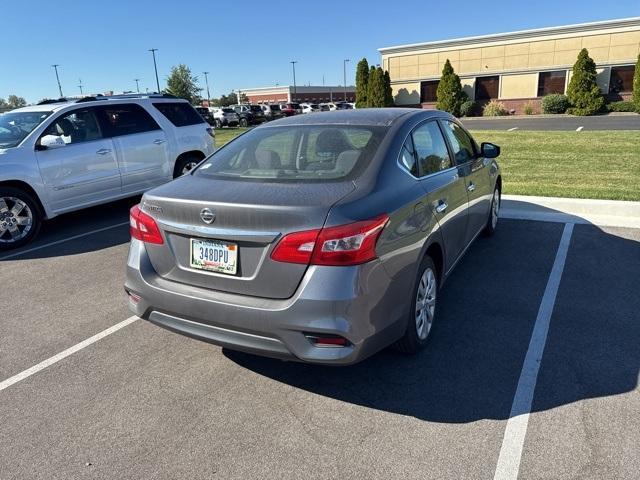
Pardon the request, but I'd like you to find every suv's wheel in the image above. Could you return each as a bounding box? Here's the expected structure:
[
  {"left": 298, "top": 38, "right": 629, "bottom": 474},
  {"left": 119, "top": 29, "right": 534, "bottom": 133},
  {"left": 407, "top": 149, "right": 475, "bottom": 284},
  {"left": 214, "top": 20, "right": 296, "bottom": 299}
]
[
  {"left": 395, "top": 255, "right": 438, "bottom": 354},
  {"left": 483, "top": 186, "right": 501, "bottom": 237},
  {"left": 239, "top": 117, "right": 248, "bottom": 128},
  {"left": 0, "top": 187, "right": 42, "bottom": 251},
  {"left": 214, "top": 119, "right": 223, "bottom": 129},
  {"left": 173, "top": 154, "right": 202, "bottom": 178}
]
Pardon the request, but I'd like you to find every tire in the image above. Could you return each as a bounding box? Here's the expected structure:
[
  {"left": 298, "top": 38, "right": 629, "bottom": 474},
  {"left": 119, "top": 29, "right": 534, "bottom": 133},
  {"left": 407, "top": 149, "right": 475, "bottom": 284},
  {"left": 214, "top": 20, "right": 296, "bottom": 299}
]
[
  {"left": 0, "top": 186, "right": 42, "bottom": 251},
  {"left": 483, "top": 186, "right": 501, "bottom": 237},
  {"left": 173, "top": 154, "right": 202, "bottom": 178},
  {"left": 239, "top": 118, "right": 248, "bottom": 128},
  {"left": 214, "top": 119, "right": 223, "bottom": 129},
  {"left": 395, "top": 255, "right": 438, "bottom": 354}
]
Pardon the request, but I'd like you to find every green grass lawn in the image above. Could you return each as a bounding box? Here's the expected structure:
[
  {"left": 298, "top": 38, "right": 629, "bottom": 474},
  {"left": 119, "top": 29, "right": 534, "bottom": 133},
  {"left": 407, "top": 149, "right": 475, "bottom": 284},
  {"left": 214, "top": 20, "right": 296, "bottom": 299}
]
[
  {"left": 214, "top": 127, "right": 640, "bottom": 201},
  {"left": 470, "top": 130, "right": 640, "bottom": 201}
]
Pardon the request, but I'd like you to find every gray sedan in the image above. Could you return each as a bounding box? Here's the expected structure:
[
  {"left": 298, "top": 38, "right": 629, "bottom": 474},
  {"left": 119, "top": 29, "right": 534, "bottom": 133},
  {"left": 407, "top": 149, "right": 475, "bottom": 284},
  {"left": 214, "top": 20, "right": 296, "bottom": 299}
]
[{"left": 124, "top": 108, "right": 501, "bottom": 365}]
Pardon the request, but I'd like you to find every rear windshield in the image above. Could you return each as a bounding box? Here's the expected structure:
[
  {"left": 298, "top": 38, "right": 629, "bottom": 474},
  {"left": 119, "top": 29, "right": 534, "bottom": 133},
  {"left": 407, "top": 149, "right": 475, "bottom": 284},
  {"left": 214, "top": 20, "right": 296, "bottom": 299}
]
[
  {"left": 195, "top": 125, "right": 387, "bottom": 182},
  {"left": 250, "top": 105, "right": 262, "bottom": 113},
  {"left": 269, "top": 105, "right": 281, "bottom": 111},
  {"left": 221, "top": 108, "right": 235, "bottom": 113},
  {"left": 152, "top": 102, "right": 205, "bottom": 127}
]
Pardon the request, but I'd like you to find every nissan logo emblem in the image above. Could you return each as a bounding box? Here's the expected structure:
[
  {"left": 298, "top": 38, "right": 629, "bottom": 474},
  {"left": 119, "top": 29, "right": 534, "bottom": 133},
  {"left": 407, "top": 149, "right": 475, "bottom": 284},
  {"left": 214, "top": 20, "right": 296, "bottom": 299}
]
[{"left": 200, "top": 208, "right": 216, "bottom": 224}]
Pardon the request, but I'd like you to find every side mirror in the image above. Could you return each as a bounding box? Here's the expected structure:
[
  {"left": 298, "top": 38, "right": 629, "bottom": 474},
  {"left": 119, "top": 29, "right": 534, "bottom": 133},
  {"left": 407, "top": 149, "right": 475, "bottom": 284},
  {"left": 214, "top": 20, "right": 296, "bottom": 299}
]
[
  {"left": 481, "top": 142, "right": 500, "bottom": 158},
  {"left": 37, "top": 135, "right": 66, "bottom": 150}
]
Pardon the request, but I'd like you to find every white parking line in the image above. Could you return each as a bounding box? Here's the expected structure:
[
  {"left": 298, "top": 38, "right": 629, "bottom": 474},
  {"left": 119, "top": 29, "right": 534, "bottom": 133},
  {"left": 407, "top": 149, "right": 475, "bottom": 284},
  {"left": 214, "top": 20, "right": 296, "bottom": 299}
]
[
  {"left": 0, "top": 316, "right": 138, "bottom": 393},
  {"left": 493, "top": 222, "right": 574, "bottom": 480},
  {"left": 507, "top": 127, "right": 519, "bottom": 131},
  {"left": 0, "top": 221, "right": 129, "bottom": 261}
]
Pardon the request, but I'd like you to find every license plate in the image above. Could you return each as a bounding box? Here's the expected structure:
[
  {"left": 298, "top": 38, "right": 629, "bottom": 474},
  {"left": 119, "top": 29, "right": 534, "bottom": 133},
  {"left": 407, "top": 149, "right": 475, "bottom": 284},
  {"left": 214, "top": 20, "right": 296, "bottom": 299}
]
[{"left": 190, "top": 239, "right": 237, "bottom": 275}]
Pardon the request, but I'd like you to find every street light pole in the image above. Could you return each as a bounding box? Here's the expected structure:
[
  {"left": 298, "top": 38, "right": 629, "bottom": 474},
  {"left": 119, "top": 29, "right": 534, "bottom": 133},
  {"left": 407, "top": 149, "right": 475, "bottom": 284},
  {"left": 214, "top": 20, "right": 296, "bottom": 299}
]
[
  {"left": 78, "top": 79, "right": 83, "bottom": 96},
  {"left": 343, "top": 59, "right": 350, "bottom": 102},
  {"left": 134, "top": 78, "right": 140, "bottom": 93},
  {"left": 290, "top": 61, "right": 298, "bottom": 101},
  {"left": 203, "top": 71, "right": 211, "bottom": 106},
  {"left": 52, "top": 64, "right": 63, "bottom": 97},
  {"left": 148, "top": 48, "right": 160, "bottom": 93}
]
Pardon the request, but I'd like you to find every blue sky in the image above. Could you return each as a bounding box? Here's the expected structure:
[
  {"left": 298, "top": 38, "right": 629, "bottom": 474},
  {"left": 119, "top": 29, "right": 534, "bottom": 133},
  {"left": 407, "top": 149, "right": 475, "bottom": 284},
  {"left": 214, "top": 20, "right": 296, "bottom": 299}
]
[{"left": 2, "top": 0, "right": 639, "bottom": 103}]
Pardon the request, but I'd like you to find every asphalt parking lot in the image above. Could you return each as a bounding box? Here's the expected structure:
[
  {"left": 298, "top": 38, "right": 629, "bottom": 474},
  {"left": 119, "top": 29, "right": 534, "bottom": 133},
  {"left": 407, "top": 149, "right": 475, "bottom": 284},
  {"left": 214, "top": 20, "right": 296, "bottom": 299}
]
[{"left": 0, "top": 198, "right": 638, "bottom": 479}]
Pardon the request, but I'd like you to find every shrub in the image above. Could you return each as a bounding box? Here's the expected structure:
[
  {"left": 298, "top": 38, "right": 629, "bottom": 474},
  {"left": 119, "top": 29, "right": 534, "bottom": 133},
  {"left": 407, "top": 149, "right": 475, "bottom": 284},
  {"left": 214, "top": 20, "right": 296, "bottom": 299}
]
[
  {"left": 459, "top": 100, "right": 475, "bottom": 117},
  {"left": 606, "top": 101, "right": 637, "bottom": 113},
  {"left": 542, "top": 94, "right": 570, "bottom": 114},
  {"left": 523, "top": 101, "right": 535, "bottom": 115},
  {"left": 566, "top": 48, "right": 605, "bottom": 116},
  {"left": 436, "top": 60, "right": 465, "bottom": 116},
  {"left": 482, "top": 100, "right": 507, "bottom": 116}
]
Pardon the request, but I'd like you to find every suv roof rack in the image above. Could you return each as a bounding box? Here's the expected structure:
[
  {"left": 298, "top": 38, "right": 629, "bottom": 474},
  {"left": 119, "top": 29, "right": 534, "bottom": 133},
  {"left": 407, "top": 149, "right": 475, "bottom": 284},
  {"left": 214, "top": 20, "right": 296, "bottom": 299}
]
[
  {"left": 37, "top": 98, "right": 69, "bottom": 105},
  {"left": 97, "top": 93, "right": 177, "bottom": 100}
]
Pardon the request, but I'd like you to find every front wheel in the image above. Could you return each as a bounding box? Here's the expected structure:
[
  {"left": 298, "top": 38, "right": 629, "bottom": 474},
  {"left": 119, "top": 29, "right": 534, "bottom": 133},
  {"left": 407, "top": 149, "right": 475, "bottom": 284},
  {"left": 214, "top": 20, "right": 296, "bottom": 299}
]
[
  {"left": 173, "top": 154, "right": 202, "bottom": 178},
  {"left": 395, "top": 255, "right": 438, "bottom": 354},
  {"left": 0, "top": 187, "right": 42, "bottom": 251},
  {"left": 483, "top": 187, "right": 500, "bottom": 237},
  {"left": 239, "top": 118, "right": 248, "bottom": 128},
  {"left": 214, "top": 119, "right": 223, "bottom": 129}
]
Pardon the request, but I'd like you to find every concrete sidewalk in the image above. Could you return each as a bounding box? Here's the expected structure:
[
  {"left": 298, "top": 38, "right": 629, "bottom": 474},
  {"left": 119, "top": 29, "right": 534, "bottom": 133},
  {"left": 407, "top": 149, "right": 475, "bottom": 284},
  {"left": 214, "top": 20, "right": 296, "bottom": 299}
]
[{"left": 501, "top": 195, "right": 640, "bottom": 228}]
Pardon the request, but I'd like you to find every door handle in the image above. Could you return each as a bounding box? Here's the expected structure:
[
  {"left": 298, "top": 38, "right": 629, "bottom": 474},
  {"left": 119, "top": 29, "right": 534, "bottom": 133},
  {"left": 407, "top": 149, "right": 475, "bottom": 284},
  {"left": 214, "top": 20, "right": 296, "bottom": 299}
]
[
  {"left": 153, "top": 139, "right": 166, "bottom": 145},
  {"left": 96, "top": 148, "right": 111, "bottom": 155},
  {"left": 467, "top": 182, "right": 476, "bottom": 192},
  {"left": 435, "top": 201, "right": 448, "bottom": 214}
]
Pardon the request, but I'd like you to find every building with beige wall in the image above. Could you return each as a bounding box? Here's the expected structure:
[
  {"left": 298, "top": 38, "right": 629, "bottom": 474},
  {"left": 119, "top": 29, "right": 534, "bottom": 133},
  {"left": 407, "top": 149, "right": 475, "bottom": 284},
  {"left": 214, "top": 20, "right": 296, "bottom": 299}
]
[{"left": 379, "top": 17, "right": 640, "bottom": 113}]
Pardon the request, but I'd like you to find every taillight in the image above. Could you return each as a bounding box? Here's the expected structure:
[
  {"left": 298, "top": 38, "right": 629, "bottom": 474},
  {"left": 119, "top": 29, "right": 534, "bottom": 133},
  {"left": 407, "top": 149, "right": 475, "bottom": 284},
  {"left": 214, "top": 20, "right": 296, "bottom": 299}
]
[
  {"left": 271, "top": 214, "right": 388, "bottom": 266},
  {"left": 130, "top": 205, "right": 164, "bottom": 244}
]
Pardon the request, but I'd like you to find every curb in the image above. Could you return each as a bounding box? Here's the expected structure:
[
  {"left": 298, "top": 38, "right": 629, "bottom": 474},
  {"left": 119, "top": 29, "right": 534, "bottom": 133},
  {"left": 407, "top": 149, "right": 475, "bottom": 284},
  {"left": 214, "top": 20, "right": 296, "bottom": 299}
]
[{"left": 500, "top": 195, "right": 640, "bottom": 229}]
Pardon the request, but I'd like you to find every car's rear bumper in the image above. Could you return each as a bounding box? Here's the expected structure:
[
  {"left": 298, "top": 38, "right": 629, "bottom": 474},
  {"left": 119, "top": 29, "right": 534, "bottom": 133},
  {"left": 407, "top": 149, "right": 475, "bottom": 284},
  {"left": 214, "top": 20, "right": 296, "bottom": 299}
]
[{"left": 124, "top": 239, "right": 407, "bottom": 365}]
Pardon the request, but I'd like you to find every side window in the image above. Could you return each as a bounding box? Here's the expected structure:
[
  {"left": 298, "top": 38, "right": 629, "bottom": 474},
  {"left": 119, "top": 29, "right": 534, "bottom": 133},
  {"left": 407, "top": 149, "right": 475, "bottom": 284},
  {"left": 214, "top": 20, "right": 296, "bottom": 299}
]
[
  {"left": 441, "top": 121, "right": 477, "bottom": 164},
  {"left": 411, "top": 121, "right": 451, "bottom": 176},
  {"left": 41, "top": 108, "right": 103, "bottom": 145},
  {"left": 152, "top": 102, "right": 204, "bottom": 127},
  {"left": 101, "top": 104, "right": 160, "bottom": 136},
  {"left": 399, "top": 137, "right": 418, "bottom": 177}
]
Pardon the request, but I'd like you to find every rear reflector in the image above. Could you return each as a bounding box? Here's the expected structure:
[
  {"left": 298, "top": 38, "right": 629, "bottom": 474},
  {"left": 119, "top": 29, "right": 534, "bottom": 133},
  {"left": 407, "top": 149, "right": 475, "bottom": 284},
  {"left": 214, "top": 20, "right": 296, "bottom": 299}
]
[
  {"left": 130, "top": 205, "right": 164, "bottom": 244},
  {"left": 305, "top": 334, "right": 351, "bottom": 347},
  {"left": 271, "top": 214, "right": 389, "bottom": 266},
  {"left": 127, "top": 291, "right": 141, "bottom": 304}
]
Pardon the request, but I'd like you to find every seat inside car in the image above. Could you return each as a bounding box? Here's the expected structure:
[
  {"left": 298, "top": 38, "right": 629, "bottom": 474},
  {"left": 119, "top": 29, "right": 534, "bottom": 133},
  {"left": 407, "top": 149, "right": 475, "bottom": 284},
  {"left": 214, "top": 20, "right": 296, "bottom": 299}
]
[
  {"left": 254, "top": 149, "right": 282, "bottom": 169},
  {"left": 308, "top": 129, "right": 353, "bottom": 170}
]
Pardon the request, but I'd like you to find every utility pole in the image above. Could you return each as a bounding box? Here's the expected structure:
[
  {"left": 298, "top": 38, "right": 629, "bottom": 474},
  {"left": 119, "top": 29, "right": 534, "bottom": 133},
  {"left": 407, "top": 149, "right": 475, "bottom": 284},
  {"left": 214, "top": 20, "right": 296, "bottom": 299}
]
[
  {"left": 134, "top": 78, "right": 140, "bottom": 93},
  {"left": 290, "top": 61, "right": 298, "bottom": 101},
  {"left": 52, "top": 64, "right": 63, "bottom": 97},
  {"left": 343, "top": 59, "right": 350, "bottom": 102},
  {"left": 78, "top": 79, "right": 83, "bottom": 96},
  {"left": 203, "top": 71, "right": 211, "bottom": 106},
  {"left": 148, "top": 48, "right": 160, "bottom": 93}
]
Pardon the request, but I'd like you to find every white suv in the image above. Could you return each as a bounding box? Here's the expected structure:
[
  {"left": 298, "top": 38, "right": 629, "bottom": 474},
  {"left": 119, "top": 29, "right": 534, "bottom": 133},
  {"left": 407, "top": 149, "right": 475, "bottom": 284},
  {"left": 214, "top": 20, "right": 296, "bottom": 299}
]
[{"left": 0, "top": 94, "right": 215, "bottom": 249}]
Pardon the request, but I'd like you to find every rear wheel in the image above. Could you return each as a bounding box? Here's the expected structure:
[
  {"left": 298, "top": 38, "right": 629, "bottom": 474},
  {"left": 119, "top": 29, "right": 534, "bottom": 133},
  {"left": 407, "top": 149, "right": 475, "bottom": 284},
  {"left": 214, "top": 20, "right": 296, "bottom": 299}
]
[
  {"left": 0, "top": 187, "right": 42, "bottom": 251},
  {"left": 239, "top": 117, "right": 248, "bottom": 128},
  {"left": 214, "top": 119, "right": 222, "bottom": 129},
  {"left": 173, "top": 154, "right": 202, "bottom": 178},
  {"left": 483, "top": 186, "right": 500, "bottom": 237},
  {"left": 395, "top": 255, "right": 438, "bottom": 354}
]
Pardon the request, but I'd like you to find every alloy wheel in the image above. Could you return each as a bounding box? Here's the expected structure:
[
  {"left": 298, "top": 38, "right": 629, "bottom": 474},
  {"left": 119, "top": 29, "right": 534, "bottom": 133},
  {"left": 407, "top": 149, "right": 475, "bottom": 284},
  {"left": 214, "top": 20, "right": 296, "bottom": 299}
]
[
  {"left": 491, "top": 189, "right": 500, "bottom": 229},
  {"left": 0, "top": 197, "right": 33, "bottom": 244},
  {"left": 415, "top": 267, "right": 437, "bottom": 340}
]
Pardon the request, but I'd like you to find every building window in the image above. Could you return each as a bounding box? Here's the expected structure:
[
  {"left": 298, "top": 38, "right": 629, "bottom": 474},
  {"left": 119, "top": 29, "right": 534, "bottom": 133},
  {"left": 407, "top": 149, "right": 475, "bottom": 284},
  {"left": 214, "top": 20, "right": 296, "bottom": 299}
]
[
  {"left": 420, "top": 80, "right": 439, "bottom": 103},
  {"left": 538, "top": 71, "right": 566, "bottom": 96},
  {"left": 475, "top": 76, "right": 500, "bottom": 100},
  {"left": 609, "top": 65, "right": 635, "bottom": 93}
]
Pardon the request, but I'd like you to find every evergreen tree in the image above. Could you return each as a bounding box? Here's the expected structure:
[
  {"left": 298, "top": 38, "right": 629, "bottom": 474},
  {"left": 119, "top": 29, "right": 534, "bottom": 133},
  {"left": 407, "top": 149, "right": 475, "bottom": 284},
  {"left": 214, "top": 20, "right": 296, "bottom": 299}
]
[
  {"left": 383, "top": 70, "right": 394, "bottom": 107},
  {"left": 165, "top": 64, "right": 200, "bottom": 104},
  {"left": 566, "top": 48, "right": 604, "bottom": 116},
  {"left": 436, "top": 59, "right": 464, "bottom": 116},
  {"left": 355, "top": 58, "right": 369, "bottom": 108},
  {"left": 367, "top": 67, "right": 386, "bottom": 107},
  {"left": 633, "top": 54, "right": 640, "bottom": 112},
  {"left": 365, "top": 66, "right": 376, "bottom": 107}
]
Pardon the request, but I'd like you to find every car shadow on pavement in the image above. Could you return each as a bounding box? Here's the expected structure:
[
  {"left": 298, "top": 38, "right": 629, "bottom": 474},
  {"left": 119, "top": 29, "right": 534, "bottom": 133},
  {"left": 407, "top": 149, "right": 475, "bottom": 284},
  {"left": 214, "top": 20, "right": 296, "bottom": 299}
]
[
  {"left": 225, "top": 217, "right": 639, "bottom": 423},
  {"left": 0, "top": 197, "right": 138, "bottom": 261}
]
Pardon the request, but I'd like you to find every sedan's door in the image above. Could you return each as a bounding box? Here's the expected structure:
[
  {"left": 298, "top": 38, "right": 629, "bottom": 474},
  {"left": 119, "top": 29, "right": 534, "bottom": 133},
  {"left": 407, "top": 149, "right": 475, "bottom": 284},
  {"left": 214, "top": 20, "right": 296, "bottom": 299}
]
[
  {"left": 99, "top": 103, "right": 170, "bottom": 194},
  {"left": 411, "top": 120, "right": 469, "bottom": 271},
  {"left": 440, "top": 120, "right": 493, "bottom": 244},
  {"left": 35, "top": 107, "right": 121, "bottom": 212}
]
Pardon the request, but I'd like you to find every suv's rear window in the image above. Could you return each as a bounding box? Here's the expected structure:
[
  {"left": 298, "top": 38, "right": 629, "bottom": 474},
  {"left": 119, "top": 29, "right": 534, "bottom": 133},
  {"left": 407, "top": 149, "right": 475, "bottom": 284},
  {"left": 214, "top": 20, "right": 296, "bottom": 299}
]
[
  {"left": 195, "top": 125, "right": 387, "bottom": 182},
  {"left": 153, "top": 102, "right": 205, "bottom": 127},
  {"left": 250, "top": 105, "right": 262, "bottom": 113}
]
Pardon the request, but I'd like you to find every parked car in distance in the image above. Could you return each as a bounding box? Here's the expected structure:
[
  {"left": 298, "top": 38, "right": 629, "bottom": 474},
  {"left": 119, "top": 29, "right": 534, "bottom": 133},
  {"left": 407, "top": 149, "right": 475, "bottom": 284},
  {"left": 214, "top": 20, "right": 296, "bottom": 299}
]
[
  {"left": 279, "top": 102, "right": 302, "bottom": 116},
  {"left": 125, "top": 108, "right": 502, "bottom": 365},
  {"left": 260, "top": 104, "right": 284, "bottom": 121},
  {"left": 0, "top": 94, "right": 215, "bottom": 250},
  {"left": 318, "top": 103, "right": 331, "bottom": 112},
  {"left": 194, "top": 106, "right": 215, "bottom": 125},
  {"left": 231, "top": 104, "right": 267, "bottom": 127},
  {"left": 301, "top": 103, "right": 320, "bottom": 114},
  {"left": 335, "top": 102, "right": 353, "bottom": 110},
  {"left": 212, "top": 107, "right": 240, "bottom": 128}
]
